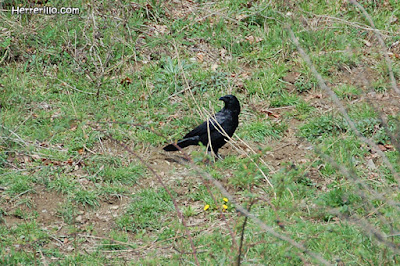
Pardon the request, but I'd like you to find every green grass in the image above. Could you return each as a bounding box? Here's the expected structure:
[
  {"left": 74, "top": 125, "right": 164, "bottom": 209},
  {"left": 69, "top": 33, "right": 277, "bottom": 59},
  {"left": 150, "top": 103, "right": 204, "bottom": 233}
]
[
  {"left": 334, "top": 84, "right": 361, "bottom": 100},
  {"left": 116, "top": 188, "right": 174, "bottom": 232},
  {"left": 240, "top": 120, "right": 288, "bottom": 142},
  {"left": 1, "top": 0, "right": 400, "bottom": 264},
  {"left": 300, "top": 114, "right": 347, "bottom": 141}
]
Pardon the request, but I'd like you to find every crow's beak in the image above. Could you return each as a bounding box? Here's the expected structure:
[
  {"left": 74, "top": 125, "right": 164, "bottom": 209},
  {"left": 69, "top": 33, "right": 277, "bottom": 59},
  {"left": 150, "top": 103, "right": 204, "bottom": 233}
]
[{"left": 219, "top": 96, "right": 226, "bottom": 101}]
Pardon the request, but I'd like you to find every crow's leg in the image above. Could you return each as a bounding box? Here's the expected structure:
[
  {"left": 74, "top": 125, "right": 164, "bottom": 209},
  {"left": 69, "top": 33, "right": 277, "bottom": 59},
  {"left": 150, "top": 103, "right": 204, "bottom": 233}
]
[{"left": 207, "top": 147, "right": 222, "bottom": 160}]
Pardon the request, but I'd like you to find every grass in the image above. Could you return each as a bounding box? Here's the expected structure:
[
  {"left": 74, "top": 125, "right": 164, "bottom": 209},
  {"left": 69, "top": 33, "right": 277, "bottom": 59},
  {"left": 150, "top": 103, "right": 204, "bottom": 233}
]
[{"left": 1, "top": 0, "right": 400, "bottom": 264}]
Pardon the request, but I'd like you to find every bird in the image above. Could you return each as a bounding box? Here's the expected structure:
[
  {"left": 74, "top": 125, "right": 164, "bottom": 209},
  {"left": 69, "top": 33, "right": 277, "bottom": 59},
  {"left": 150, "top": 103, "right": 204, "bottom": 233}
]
[{"left": 163, "top": 95, "right": 240, "bottom": 157}]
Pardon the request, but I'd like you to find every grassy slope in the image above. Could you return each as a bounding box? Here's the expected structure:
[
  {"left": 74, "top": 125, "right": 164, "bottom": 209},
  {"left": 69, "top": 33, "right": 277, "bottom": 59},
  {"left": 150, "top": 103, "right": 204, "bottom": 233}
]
[{"left": 1, "top": 0, "right": 400, "bottom": 264}]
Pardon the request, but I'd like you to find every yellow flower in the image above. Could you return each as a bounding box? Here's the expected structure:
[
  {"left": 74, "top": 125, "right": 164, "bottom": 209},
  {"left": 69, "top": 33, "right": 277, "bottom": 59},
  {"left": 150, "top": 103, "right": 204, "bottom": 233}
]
[
  {"left": 223, "top": 197, "right": 229, "bottom": 203},
  {"left": 204, "top": 204, "right": 210, "bottom": 211},
  {"left": 222, "top": 204, "right": 228, "bottom": 210}
]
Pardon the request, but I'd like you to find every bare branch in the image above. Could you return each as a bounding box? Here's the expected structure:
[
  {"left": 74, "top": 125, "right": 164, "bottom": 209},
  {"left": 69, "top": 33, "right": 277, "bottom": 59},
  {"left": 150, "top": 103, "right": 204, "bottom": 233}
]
[{"left": 287, "top": 26, "right": 400, "bottom": 182}]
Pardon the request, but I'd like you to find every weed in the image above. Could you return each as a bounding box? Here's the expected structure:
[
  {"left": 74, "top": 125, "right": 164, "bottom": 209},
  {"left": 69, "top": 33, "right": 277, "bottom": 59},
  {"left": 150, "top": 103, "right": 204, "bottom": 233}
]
[
  {"left": 300, "top": 115, "right": 347, "bottom": 141},
  {"left": 334, "top": 84, "right": 361, "bottom": 100}
]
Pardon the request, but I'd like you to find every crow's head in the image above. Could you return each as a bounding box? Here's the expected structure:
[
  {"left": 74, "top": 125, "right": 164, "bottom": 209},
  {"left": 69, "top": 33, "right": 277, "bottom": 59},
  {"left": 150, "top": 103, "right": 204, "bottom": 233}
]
[{"left": 219, "top": 95, "right": 240, "bottom": 114}]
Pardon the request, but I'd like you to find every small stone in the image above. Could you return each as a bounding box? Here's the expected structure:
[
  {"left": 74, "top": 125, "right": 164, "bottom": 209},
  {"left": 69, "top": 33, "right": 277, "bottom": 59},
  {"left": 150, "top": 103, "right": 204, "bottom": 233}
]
[{"left": 76, "top": 215, "right": 83, "bottom": 223}]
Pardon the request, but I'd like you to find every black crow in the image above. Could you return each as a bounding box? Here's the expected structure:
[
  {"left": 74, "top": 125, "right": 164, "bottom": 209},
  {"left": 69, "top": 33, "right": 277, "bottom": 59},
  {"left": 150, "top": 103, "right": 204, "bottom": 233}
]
[{"left": 163, "top": 95, "right": 240, "bottom": 156}]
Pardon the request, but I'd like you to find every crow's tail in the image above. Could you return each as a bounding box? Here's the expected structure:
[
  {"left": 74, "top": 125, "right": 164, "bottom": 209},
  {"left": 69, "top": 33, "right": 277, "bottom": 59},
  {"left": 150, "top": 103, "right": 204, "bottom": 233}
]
[{"left": 163, "top": 137, "right": 199, "bottom": 151}]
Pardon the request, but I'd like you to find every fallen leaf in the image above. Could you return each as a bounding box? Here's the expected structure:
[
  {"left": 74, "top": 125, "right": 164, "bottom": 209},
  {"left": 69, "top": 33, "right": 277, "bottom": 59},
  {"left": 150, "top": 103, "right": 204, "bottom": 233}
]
[
  {"left": 283, "top": 72, "right": 301, "bottom": 83},
  {"left": 23, "top": 155, "right": 30, "bottom": 163},
  {"left": 261, "top": 109, "right": 280, "bottom": 118},
  {"left": 196, "top": 53, "right": 204, "bottom": 62},
  {"left": 245, "top": 35, "right": 263, "bottom": 44},
  {"left": 154, "top": 24, "right": 168, "bottom": 35},
  {"left": 120, "top": 77, "right": 132, "bottom": 85},
  {"left": 145, "top": 3, "right": 153, "bottom": 10},
  {"left": 42, "top": 158, "right": 51, "bottom": 165},
  {"left": 390, "top": 16, "right": 398, "bottom": 24},
  {"left": 378, "top": 144, "right": 387, "bottom": 151},
  {"left": 51, "top": 110, "right": 61, "bottom": 119},
  {"left": 305, "top": 93, "right": 323, "bottom": 101},
  {"left": 384, "top": 144, "right": 395, "bottom": 151},
  {"left": 240, "top": 72, "right": 251, "bottom": 79},
  {"left": 245, "top": 35, "right": 255, "bottom": 44},
  {"left": 131, "top": 3, "right": 140, "bottom": 11},
  {"left": 220, "top": 48, "right": 227, "bottom": 59},
  {"left": 362, "top": 39, "right": 372, "bottom": 47},
  {"left": 389, "top": 53, "right": 400, "bottom": 60},
  {"left": 390, "top": 40, "right": 400, "bottom": 49},
  {"left": 26, "top": 47, "right": 35, "bottom": 54},
  {"left": 52, "top": 160, "right": 61, "bottom": 166},
  {"left": 236, "top": 14, "right": 247, "bottom": 21},
  {"left": 31, "top": 154, "right": 41, "bottom": 161},
  {"left": 235, "top": 81, "right": 245, "bottom": 91},
  {"left": 276, "top": 220, "right": 285, "bottom": 230}
]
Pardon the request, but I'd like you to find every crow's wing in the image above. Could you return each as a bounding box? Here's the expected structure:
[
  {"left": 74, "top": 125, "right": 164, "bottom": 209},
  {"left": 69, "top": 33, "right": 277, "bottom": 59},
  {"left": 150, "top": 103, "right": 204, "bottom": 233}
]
[{"left": 183, "top": 110, "right": 228, "bottom": 139}]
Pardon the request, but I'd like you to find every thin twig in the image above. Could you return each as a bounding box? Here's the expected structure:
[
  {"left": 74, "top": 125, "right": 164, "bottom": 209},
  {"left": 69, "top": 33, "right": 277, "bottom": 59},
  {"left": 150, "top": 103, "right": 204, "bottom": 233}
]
[
  {"left": 237, "top": 200, "right": 255, "bottom": 266},
  {"left": 287, "top": 26, "right": 400, "bottom": 182},
  {"left": 336, "top": 211, "right": 400, "bottom": 254},
  {"left": 348, "top": 0, "right": 400, "bottom": 95},
  {"left": 316, "top": 149, "right": 400, "bottom": 233},
  {"left": 189, "top": 164, "right": 332, "bottom": 265}
]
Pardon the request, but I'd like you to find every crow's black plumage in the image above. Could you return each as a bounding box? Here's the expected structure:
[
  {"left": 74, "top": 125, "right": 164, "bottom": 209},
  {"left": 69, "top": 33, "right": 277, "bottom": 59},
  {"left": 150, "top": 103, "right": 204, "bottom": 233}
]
[{"left": 163, "top": 95, "right": 240, "bottom": 156}]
